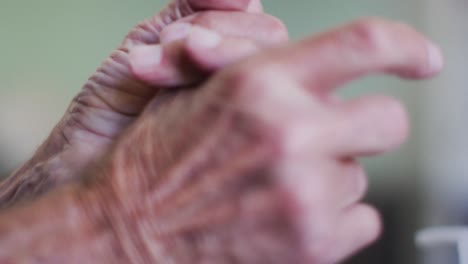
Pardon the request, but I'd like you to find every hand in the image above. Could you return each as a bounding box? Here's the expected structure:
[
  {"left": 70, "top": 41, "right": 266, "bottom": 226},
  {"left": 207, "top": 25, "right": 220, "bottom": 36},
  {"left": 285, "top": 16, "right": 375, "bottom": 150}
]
[
  {"left": 0, "top": 0, "right": 288, "bottom": 208},
  {"left": 72, "top": 18, "right": 443, "bottom": 263}
]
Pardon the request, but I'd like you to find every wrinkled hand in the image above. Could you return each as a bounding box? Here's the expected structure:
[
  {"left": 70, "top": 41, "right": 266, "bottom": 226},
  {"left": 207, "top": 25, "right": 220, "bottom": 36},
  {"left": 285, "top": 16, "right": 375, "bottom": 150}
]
[
  {"left": 0, "top": 0, "right": 288, "bottom": 208},
  {"left": 76, "top": 19, "right": 443, "bottom": 263}
]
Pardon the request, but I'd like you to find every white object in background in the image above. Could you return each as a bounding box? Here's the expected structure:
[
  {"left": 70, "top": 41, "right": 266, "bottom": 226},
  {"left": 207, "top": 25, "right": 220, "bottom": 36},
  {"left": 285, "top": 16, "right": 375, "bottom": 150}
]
[{"left": 416, "top": 227, "right": 468, "bottom": 264}]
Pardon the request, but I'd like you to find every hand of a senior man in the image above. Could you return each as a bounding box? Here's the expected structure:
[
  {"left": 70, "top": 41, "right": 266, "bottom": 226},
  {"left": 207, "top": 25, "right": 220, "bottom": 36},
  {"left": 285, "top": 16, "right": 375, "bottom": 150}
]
[
  {"left": 0, "top": 18, "right": 443, "bottom": 264},
  {"left": 0, "top": 0, "right": 287, "bottom": 209}
]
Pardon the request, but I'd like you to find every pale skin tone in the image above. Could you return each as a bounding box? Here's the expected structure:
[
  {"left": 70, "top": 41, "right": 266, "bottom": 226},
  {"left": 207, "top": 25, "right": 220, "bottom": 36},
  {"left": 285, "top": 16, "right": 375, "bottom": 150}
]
[
  {"left": 0, "top": 0, "right": 273, "bottom": 208},
  {"left": 0, "top": 0, "right": 444, "bottom": 263}
]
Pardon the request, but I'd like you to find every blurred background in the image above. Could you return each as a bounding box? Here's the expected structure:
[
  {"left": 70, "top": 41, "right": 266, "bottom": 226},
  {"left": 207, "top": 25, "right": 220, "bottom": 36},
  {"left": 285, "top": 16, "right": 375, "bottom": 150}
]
[{"left": 0, "top": 0, "right": 466, "bottom": 263}]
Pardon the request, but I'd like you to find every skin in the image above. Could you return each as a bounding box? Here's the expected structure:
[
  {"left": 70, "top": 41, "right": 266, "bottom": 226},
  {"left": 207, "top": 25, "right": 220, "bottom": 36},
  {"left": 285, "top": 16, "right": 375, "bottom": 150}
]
[
  {"left": 0, "top": 0, "right": 278, "bottom": 209},
  {"left": 0, "top": 9, "right": 444, "bottom": 262}
]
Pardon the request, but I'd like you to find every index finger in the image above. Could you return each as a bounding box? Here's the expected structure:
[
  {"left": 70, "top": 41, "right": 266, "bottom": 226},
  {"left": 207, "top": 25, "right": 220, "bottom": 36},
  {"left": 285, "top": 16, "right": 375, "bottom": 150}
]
[{"left": 255, "top": 18, "right": 444, "bottom": 95}]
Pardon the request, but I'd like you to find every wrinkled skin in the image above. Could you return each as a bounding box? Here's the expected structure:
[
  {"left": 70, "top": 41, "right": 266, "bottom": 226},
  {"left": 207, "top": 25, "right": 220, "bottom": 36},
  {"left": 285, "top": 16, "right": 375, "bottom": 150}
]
[
  {"left": 86, "top": 19, "right": 442, "bottom": 263},
  {"left": 88, "top": 87, "right": 303, "bottom": 263},
  {"left": 0, "top": 15, "right": 443, "bottom": 264},
  {"left": 0, "top": 0, "right": 278, "bottom": 208}
]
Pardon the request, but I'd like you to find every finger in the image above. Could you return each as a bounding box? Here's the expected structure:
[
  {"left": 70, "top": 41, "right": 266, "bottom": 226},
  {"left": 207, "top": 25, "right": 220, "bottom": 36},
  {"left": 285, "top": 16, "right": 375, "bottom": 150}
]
[
  {"left": 77, "top": 1, "right": 267, "bottom": 119},
  {"left": 277, "top": 159, "right": 368, "bottom": 218},
  {"left": 336, "top": 159, "right": 368, "bottom": 208},
  {"left": 185, "top": 26, "right": 259, "bottom": 71},
  {"left": 320, "top": 204, "right": 382, "bottom": 264},
  {"left": 279, "top": 164, "right": 374, "bottom": 263},
  {"left": 130, "top": 26, "right": 261, "bottom": 86},
  {"left": 255, "top": 18, "right": 443, "bottom": 94},
  {"left": 178, "top": 11, "right": 288, "bottom": 45},
  {"left": 187, "top": 0, "right": 261, "bottom": 12},
  {"left": 237, "top": 72, "right": 409, "bottom": 157},
  {"left": 160, "top": 13, "right": 288, "bottom": 45},
  {"left": 129, "top": 42, "right": 193, "bottom": 87},
  {"left": 123, "top": 0, "right": 263, "bottom": 48},
  {"left": 323, "top": 95, "right": 410, "bottom": 156}
]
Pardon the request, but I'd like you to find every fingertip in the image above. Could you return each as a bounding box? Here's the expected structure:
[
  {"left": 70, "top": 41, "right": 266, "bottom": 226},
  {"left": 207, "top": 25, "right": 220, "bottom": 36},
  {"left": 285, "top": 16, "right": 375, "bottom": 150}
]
[
  {"left": 352, "top": 204, "right": 383, "bottom": 244},
  {"left": 183, "top": 26, "right": 223, "bottom": 70},
  {"left": 323, "top": 204, "right": 382, "bottom": 264},
  {"left": 129, "top": 45, "right": 163, "bottom": 79},
  {"left": 186, "top": 26, "right": 222, "bottom": 51},
  {"left": 129, "top": 45, "right": 184, "bottom": 86},
  {"left": 402, "top": 41, "right": 445, "bottom": 78},
  {"left": 185, "top": 29, "right": 260, "bottom": 72},
  {"left": 426, "top": 42, "right": 444, "bottom": 76},
  {"left": 160, "top": 23, "right": 192, "bottom": 44}
]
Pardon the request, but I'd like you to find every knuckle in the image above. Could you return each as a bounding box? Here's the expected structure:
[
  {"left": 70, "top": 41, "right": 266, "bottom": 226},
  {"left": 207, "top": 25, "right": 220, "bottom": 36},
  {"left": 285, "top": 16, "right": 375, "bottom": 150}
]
[
  {"left": 280, "top": 120, "right": 324, "bottom": 157},
  {"left": 212, "top": 65, "right": 286, "bottom": 151},
  {"left": 221, "top": 67, "right": 259, "bottom": 95},
  {"left": 222, "top": 63, "right": 278, "bottom": 98},
  {"left": 268, "top": 101, "right": 325, "bottom": 157},
  {"left": 346, "top": 17, "right": 391, "bottom": 54},
  {"left": 218, "top": 63, "right": 309, "bottom": 158}
]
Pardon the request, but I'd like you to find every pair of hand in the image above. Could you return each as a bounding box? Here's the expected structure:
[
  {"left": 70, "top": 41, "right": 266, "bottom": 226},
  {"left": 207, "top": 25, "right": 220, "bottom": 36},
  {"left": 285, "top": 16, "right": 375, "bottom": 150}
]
[{"left": 0, "top": 0, "right": 443, "bottom": 263}]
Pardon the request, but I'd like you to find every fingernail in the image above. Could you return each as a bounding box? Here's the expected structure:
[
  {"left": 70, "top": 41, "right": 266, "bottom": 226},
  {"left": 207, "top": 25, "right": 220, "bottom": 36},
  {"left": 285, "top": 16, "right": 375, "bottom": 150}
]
[
  {"left": 187, "top": 26, "right": 222, "bottom": 50},
  {"left": 129, "top": 45, "right": 163, "bottom": 74},
  {"left": 160, "top": 23, "right": 192, "bottom": 44},
  {"left": 427, "top": 42, "right": 444, "bottom": 73}
]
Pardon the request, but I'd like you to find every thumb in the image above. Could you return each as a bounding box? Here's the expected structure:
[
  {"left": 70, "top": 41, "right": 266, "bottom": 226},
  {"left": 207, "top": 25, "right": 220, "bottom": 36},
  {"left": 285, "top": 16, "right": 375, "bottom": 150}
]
[{"left": 188, "top": 0, "right": 263, "bottom": 12}]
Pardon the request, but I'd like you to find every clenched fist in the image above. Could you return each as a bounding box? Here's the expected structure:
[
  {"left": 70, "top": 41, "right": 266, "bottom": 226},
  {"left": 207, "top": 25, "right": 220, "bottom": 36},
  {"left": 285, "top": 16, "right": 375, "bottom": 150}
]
[
  {"left": 0, "top": 17, "right": 442, "bottom": 263},
  {"left": 0, "top": 0, "right": 286, "bottom": 208}
]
